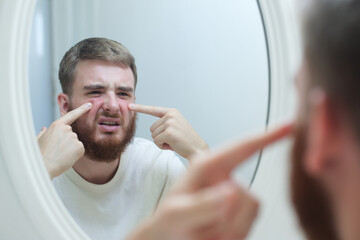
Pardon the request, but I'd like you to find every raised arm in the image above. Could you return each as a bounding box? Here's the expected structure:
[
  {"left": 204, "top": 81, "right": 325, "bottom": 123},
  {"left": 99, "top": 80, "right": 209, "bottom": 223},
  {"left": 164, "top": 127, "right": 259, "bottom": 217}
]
[
  {"left": 37, "top": 102, "right": 92, "bottom": 179},
  {"left": 129, "top": 103, "right": 209, "bottom": 161},
  {"left": 127, "top": 123, "right": 293, "bottom": 240}
]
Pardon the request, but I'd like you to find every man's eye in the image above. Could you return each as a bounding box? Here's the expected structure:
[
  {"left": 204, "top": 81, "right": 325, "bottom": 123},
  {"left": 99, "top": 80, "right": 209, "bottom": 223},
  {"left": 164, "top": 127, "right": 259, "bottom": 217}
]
[
  {"left": 89, "top": 91, "right": 102, "bottom": 95},
  {"left": 118, "top": 92, "right": 129, "bottom": 97}
]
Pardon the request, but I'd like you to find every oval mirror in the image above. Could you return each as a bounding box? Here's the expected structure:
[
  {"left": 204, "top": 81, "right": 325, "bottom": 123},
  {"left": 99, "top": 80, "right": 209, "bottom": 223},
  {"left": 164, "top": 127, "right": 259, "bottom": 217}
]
[{"left": 0, "top": 0, "right": 301, "bottom": 239}]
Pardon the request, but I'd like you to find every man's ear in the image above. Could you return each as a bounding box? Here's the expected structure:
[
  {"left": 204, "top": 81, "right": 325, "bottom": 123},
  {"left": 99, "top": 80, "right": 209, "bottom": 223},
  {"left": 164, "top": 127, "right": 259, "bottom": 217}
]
[
  {"left": 57, "top": 93, "right": 70, "bottom": 117},
  {"left": 304, "top": 89, "right": 339, "bottom": 176}
]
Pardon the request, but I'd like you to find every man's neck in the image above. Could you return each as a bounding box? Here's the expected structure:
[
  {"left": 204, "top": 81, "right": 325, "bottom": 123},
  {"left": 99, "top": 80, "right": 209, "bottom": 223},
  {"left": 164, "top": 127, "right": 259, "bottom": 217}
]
[{"left": 72, "top": 156, "right": 120, "bottom": 184}]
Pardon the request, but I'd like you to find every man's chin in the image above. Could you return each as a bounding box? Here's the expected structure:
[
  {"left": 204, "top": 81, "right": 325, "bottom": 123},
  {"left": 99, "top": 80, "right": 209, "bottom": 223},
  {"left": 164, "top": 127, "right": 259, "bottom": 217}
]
[
  {"left": 72, "top": 114, "right": 137, "bottom": 162},
  {"left": 94, "top": 132, "right": 124, "bottom": 141},
  {"left": 96, "top": 123, "right": 123, "bottom": 134}
]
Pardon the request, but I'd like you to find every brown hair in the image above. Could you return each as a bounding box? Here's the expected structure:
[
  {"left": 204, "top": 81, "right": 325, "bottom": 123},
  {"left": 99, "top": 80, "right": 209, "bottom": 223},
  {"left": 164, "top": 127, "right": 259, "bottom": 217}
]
[
  {"left": 59, "top": 37, "right": 137, "bottom": 95},
  {"left": 303, "top": 0, "right": 360, "bottom": 137}
]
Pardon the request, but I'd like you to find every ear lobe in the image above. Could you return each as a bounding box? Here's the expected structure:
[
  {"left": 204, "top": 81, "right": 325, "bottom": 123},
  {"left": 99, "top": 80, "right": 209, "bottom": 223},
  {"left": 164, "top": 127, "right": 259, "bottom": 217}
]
[
  {"left": 57, "top": 93, "right": 70, "bottom": 117},
  {"left": 304, "top": 89, "right": 333, "bottom": 176}
]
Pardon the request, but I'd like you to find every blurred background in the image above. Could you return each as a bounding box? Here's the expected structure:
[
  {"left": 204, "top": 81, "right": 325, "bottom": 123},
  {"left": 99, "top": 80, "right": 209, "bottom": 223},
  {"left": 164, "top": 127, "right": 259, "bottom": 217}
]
[{"left": 28, "top": 0, "right": 269, "bottom": 186}]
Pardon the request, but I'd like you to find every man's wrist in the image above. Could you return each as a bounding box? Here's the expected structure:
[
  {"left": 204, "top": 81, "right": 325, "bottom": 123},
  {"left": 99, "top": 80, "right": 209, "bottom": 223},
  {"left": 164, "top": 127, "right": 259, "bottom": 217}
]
[
  {"left": 47, "top": 164, "right": 56, "bottom": 180},
  {"left": 187, "top": 141, "right": 210, "bottom": 162},
  {"left": 43, "top": 160, "right": 57, "bottom": 180}
]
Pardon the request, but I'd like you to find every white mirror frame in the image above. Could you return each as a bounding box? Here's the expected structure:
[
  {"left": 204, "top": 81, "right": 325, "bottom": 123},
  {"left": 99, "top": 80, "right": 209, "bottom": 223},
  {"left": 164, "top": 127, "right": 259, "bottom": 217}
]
[{"left": 0, "top": 0, "right": 301, "bottom": 239}]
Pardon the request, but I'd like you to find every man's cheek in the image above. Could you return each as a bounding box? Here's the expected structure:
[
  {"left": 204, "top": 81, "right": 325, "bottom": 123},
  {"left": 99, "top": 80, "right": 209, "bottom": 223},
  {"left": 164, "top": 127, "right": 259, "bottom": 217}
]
[
  {"left": 87, "top": 98, "right": 104, "bottom": 118},
  {"left": 119, "top": 100, "right": 132, "bottom": 119},
  {"left": 75, "top": 115, "right": 92, "bottom": 128}
]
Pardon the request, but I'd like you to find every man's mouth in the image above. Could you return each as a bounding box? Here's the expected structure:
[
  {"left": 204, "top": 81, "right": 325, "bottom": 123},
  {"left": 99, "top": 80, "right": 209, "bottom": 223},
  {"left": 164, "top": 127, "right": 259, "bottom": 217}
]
[
  {"left": 97, "top": 116, "right": 122, "bottom": 132},
  {"left": 99, "top": 121, "right": 120, "bottom": 126}
]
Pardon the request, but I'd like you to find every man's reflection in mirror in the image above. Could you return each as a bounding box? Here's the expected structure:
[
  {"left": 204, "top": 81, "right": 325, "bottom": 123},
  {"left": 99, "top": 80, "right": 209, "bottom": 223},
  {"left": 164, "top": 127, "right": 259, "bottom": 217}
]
[
  {"left": 37, "top": 37, "right": 209, "bottom": 239},
  {"left": 37, "top": 0, "right": 360, "bottom": 239}
]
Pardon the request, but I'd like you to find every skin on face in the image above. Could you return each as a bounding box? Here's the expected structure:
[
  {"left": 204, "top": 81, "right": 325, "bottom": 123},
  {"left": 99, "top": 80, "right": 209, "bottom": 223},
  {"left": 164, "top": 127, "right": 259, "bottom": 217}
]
[{"left": 59, "top": 59, "right": 136, "bottom": 143}]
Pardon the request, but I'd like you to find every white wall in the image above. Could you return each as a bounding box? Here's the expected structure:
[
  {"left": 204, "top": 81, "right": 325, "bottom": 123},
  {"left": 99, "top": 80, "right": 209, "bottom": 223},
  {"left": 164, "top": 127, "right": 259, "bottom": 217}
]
[{"left": 36, "top": 0, "right": 270, "bottom": 186}]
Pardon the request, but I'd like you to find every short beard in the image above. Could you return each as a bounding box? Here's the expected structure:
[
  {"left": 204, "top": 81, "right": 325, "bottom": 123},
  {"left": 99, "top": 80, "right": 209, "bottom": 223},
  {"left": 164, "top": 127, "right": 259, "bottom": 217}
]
[
  {"left": 290, "top": 123, "right": 339, "bottom": 240},
  {"left": 71, "top": 108, "right": 137, "bottom": 163}
]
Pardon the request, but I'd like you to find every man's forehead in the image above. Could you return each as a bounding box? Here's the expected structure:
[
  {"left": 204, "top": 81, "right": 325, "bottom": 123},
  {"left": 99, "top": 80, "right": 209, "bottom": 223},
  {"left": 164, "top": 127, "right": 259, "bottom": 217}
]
[
  {"left": 82, "top": 81, "right": 134, "bottom": 91},
  {"left": 81, "top": 80, "right": 133, "bottom": 88},
  {"left": 74, "top": 60, "right": 135, "bottom": 88}
]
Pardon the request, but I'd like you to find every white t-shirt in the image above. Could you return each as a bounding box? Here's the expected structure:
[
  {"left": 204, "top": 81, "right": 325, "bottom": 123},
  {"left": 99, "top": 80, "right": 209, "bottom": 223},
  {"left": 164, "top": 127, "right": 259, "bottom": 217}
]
[{"left": 52, "top": 138, "right": 187, "bottom": 240}]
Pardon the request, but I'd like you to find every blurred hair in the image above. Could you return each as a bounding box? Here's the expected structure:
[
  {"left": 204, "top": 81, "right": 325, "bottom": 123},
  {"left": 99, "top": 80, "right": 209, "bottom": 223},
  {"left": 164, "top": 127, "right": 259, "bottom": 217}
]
[
  {"left": 59, "top": 37, "right": 137, "bottom": 95},
  {"left": 303, "top": 0, "right": 360, "bottom": 137}
]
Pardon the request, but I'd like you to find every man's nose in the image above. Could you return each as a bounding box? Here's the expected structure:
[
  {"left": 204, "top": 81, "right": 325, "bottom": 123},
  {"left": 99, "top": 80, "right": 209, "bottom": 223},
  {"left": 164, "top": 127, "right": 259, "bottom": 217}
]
[{"left": 102, "top": 92, "right": 120, "bottom": 114}]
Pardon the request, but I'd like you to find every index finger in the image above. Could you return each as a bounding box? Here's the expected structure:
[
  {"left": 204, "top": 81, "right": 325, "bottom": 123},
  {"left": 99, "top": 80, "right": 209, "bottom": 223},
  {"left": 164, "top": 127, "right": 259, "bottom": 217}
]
[
  {"left": 179, "top": 122, "right": 294, "bottom": 190},
  {"left": 128, "top": 103, "right": 170, "bottom": 118},
  {"left": 210, "top": 122, "right": 294, "bottom": 172},
  {"left": 57, "top": 102, "right": 92, "bottom": 125}
]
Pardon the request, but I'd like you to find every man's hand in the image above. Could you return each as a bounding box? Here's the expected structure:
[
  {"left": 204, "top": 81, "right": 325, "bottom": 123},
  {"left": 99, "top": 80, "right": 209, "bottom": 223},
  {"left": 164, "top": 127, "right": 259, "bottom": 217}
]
[
  {"left": 37, "top": 103, "right": 92, "bottom": 179},
  {"left": 128, "top": 123, "right": 293, "bottom": 240},
  {"left": 129, "top": 103, "right": 209, "bottom": 160}
]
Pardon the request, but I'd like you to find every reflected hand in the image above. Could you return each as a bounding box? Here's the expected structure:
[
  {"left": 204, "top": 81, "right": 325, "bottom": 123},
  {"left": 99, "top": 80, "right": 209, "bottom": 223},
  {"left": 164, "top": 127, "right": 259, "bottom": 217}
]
[
  {"left": 129, "top": 103, "right": 209, "bottom": 160},
  {"left": 37, "top": 103, "right": 92, "bottom": 179},
  {"left": 128, "top": 123, "right": 293, "bottom": 240}
]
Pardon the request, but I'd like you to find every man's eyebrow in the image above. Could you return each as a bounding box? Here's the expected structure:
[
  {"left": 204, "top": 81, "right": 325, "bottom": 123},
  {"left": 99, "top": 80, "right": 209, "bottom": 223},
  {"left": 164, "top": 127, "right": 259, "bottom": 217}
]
[
  {"left": 83, "top": 84, "right": 106, "bottom": 90},
  {"left": 117, "top": 86, "right": 134, "bottom": 92}
]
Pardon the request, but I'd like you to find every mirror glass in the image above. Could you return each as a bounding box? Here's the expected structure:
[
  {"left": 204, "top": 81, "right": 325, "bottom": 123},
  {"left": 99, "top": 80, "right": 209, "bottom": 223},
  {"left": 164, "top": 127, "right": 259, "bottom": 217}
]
[{"left": 28, "top": 0, "right": 269, "bottom": 237}]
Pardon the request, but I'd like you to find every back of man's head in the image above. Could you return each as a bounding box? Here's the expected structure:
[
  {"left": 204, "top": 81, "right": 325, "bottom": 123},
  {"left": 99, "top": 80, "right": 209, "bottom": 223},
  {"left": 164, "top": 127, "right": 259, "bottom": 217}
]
[
  {"left": 303, "top": 0, "right": 360, "bottom": 136},
  {"left": 291, "top": 1, "right": 360, "bottom": 240},
  {"left": 59, "top": 37, "right": 137, "bottom": 96}
]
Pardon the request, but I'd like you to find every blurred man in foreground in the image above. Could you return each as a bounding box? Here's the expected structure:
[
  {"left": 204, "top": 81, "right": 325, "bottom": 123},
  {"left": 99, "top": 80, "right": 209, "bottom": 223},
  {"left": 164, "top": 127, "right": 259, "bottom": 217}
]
[{"left": 128, "top": 0, "right": 360, "bottom": 239}]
